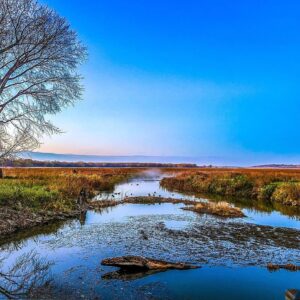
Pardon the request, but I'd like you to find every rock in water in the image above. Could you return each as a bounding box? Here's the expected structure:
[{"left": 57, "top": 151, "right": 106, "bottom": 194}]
[{"left": 101, "top": 256, "right": 199, "bottom": 270}]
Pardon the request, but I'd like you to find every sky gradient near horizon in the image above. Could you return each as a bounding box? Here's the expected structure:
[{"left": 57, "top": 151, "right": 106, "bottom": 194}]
[{"left": 39, "top": 0, "right": 300, "bottom": 164}]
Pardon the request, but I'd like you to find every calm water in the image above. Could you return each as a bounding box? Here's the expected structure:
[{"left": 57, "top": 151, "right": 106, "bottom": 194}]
[
  {"left": 96, "top": 173, "right": 300, "bottom": 229},
  {"left": 1, "top": 173, "right": 299, "bottom": 299}
]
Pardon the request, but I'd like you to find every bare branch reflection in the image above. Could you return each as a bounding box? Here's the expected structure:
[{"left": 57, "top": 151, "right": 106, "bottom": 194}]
[{"left": 0, "top": 251, "right": 53, "bottom": 299}]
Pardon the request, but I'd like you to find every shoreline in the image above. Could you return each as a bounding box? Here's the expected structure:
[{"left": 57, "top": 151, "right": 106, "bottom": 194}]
[{"left": 0, "top": 207, "right": 83, "bottom": 237}]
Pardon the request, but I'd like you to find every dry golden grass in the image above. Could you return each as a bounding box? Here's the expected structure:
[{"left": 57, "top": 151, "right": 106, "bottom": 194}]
[
  {"left": 161, "top": 168, "right": 300, "bottom": 206},
  {"left": 0, "top": 168, "right": 141, "bottom": 212},
  {"left": 187, "top": 201, "right": 245, "bottom": 218}
]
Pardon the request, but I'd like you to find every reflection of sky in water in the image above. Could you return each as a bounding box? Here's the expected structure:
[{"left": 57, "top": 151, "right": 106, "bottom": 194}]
[
  {"left": 95, "top": 176, "right": 300, "bottom": 229},
  {"left": 1, "top": 174, "right": 299, "bottom": 299},
  {"left": 243, "top": 209, "right": 299, "bottom": 229},
  {"left": 140, "top": 266, "right": 300, "bottom": 300},
  {"left": 96, "top": 178, "right": 199, "bottom": 201},
  {"left": 1, "top": 201, "right": 299, "bottom": 299},
  {"left": 85, "top": 203, "right": 187, "bottom": 224}
]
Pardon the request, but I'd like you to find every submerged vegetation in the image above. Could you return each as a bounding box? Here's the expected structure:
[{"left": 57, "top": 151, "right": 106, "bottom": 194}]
[{"left": 161, "top": 168, "right": 300, "bottom": 207}]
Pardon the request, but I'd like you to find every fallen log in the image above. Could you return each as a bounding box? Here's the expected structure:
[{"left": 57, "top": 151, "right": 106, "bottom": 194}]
[
  {"left": 101, "top": 255, "right": 199, "bottom": 270},
  {"left": 286, "top": 289, "right": 300, "bottom": 300},
  {"left": 267, "top": 263, "right": 300, "bottom": 271}
]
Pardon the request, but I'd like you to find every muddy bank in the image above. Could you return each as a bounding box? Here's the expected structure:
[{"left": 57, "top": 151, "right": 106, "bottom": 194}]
[
  {"left": 123, "top": 196, "right": 245, "bottom": 218},
  {"left": 0, "top": 207, "right": 82, "bottom": 236},
  {"left": 122, "top": 196, "right": 197, "bottom": 205},
  {"left": 183, "top": 201, "right": 245, "bottom": 218},
  {"left": 0, "top": 199, "right": 122, "bottom": 237}
]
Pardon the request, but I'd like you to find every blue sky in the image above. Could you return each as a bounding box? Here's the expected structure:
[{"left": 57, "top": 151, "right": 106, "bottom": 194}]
[{"left": 40, "top": 0, "right": 300, "bottom": 164}]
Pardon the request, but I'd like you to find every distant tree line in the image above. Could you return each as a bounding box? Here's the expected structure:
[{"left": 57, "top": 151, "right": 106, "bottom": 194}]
[{"left": 1, "top": 159, "right": 199, "bottom": 168}]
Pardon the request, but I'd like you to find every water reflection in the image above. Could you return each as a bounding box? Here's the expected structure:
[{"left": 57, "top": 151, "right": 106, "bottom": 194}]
[
  {"left": 0, "top": 201, "right": 299, "bottom": 299},
  {"left": 0, "top": 251, "right": 53, "bottom": 299},
  {"left": 0, "top": 172, "right": 299, "bottom": 299},
  {"left": 0, "top": 220, "right": 70, "bottom": 248},
  {"left": 96, "top": 176, "right": 199, "bottom": 202},
  {"left": 95, "top": 174, "right": 300, "bottom": 229},
  {"left": 102, "top": 268, "right": 166, "bottom": 281}
]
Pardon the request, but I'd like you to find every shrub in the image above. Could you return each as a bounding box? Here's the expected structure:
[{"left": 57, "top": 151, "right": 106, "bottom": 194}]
[
  {"left": 161, "top": 168, "right": 300, "bottom": 206},
  {"left": 271, "top": 182, "right": 300, "bottom": 206},
  {"left": 258, "top": 183, "right": 279, "bottom": 201}
]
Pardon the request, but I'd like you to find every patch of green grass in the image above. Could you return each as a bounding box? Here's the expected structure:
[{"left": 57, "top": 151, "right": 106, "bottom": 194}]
[
  {"left": 0, "top": 180, "right": 60, "bottom": 210},
  {"left": 0, "top": 168, "right": 139, "bottom": 212}
]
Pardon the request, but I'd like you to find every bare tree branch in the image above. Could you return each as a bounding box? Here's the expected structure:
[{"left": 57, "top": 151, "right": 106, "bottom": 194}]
[{"left": 0, "top": 0, "right": 87, "bottom": 160}]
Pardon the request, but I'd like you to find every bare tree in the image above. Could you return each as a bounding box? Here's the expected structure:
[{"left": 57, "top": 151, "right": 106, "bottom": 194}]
[{"left": 0, "top": 0, "right": 87, "bottom": 160}]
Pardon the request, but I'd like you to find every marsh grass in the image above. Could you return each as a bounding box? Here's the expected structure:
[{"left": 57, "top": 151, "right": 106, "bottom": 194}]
[
  {"left": 161, "top": 169, "right": 300, "bottom": 206},
  {"left": 122, "top": 196, "right": 244, "bottom": 218},
  {"left": 0, "top": 168, "right": 140, "bottom": 212},
  {"left": 186, "top": 201, "right": 245, "bottom": 218}
]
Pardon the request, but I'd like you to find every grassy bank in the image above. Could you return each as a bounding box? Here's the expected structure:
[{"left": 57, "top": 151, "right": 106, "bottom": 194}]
[
  {"left": 0, "top": 168, "right": 141, "bottom": 236},
  {"left": 160, "top": 168, "right": 300, "bottom": 207},
  {"left": 0, "top": 168, "right": 140, "bottom": 212}
]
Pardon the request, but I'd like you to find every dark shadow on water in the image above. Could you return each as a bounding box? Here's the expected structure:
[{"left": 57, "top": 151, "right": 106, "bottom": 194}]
[
  {"left": 102, "top": 268, "right": 166, "bottom": 281},
  {"left": 0, "top": 219, "right": 75, "bottom": 249}
]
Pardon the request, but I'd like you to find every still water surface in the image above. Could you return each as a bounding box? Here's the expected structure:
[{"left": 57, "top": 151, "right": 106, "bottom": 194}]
[
  {"left": 0, "top": 173, "right": 299, "bottom": 299},
  {"left": 97, "top": 173, "right": 300, "bottom": 229}
]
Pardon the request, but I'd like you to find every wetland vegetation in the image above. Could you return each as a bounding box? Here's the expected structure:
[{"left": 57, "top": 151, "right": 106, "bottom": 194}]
[
  {"left": 0, "top": 168, "right": 140, "bottom": 235},
  {"left": 0, "top": 167, "right": 299, "bottom": 299},
  {"left": 161, "top": 168, "right": 300, "bottom": 206}
]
